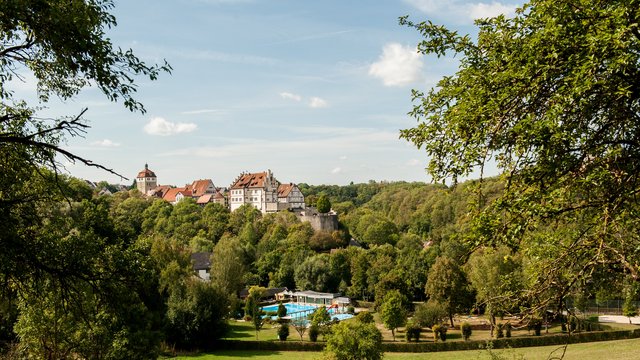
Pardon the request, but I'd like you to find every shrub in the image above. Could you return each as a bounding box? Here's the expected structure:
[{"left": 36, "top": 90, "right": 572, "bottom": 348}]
[
  {"left": 431, "top": 325, "right": 447, "bottom": 342},
  {"left": 529, "top": 318, "right": 543, "bottom": 336},
  {"left": 309, "top": 324, "right": 320, "bottom": 342},
  {"left": 277, "top": 324, "right": 289, "bottom": 341},
  {"left": 244, "top": 315, "right": 252, "bottom": 322},
  {"left": 277, "top": 303, "right": 287, "bottom": 318},
  {"left": 325, "top": 321, "right": 382, "bottom": 360},
  {"left": 431, "top": 325, "right": 441, "bottom": 343},
  {"left": 438, "top": 325, "right": 448, "bottom": 342},
  {"left": 414, "top": 301, "right": 447, "bottom": 328},
  {"left": 356, "top": 311, "right": 374, "bottom": 324},
  {"left": 405, "top": 321, "right": 421, "bottom": 342},
  {"left": 347, "top": 306, "right": 355, "bottom": 315},
  {"left": 505, "top": 322, "right": 512, "bottom": 338},
  {"left": 460, "top": 321, "right": 472, "bottom": 341},
  {"left": 496, "top": 323, "right": 504, "bottom": 338}
]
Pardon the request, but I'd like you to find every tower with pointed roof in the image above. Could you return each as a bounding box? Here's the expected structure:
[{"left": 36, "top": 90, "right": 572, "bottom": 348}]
[{"left": 136, "top": 163, "right": 157, "bottom": 195}]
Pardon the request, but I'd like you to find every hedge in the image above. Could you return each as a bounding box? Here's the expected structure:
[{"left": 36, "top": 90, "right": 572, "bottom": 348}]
[
  {"left": 381, "top": 329, "right": 640, "bottom": 353},
  {"left": 211, "top": 340, "right": 324, "bottom": 352},
  {"left": 210, "top": 329, "right": 640, "bottom": 353}
]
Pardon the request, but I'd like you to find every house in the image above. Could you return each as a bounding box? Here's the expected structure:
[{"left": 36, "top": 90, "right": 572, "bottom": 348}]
[
  {"left": 190, "top": 252, "right": 212, "bottom": 281},
  {"left": 228, "top": 170, "right": 280, "bottom": 213},
  {"left": 190, "top": 179, "right": 216, "bottom": 197},
  {"left": 277, "top": 183, "right": 305, "bottom": 210},
  {"left": 162, "top": 187, "right": 192, "bottom": 205}
]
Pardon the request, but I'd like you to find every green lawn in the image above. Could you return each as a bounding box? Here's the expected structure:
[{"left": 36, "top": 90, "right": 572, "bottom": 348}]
[{"left": 173, "top": 337, "right": 640, "bottom": 359}]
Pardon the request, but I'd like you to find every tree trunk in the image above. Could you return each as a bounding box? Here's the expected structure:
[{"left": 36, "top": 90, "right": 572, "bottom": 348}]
[{"left": 449, "top": 311, "right": 454, "bottom": 328}]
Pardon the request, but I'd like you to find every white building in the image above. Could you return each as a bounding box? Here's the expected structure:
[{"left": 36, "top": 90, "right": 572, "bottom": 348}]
[{"left": 228, "top": 170, "right": 280, "bottom": 212}]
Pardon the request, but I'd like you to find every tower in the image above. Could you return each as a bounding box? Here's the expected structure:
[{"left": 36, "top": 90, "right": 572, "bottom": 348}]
[{"left": 136, "top": 163, "right": 157, "bottom": 194}]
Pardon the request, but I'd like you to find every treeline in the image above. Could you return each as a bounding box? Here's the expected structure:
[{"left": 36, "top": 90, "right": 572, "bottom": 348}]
[{"left": 2, "top": 174, "right": 633, "bottom": 356}]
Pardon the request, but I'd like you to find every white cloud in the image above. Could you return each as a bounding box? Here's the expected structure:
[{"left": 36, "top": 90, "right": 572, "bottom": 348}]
[
  {"left": 91, "top": 139, "right": 121, "bottom": 147},
  {"left": 280, "top": 92, "right": 302, "bottom": 102},
  {"left": 406, "top": 159, "right": 421, "bottom": 166},
  {"left": 369, "top": 43, "right": 424, "bottom": 87},
  {"left": 331, "top": 167, "right": 342, "bottom": 174},
  {"left": 144, "top": 117, "right": 197, "bottom": 136},
  {"left": 339, "top": 155, "right": 347, "bottom": 160},
  {"left": 468, "top": 2, "right": 516, "bottom": 19},
  {"left": 309, "top": 97, "right": 328, "bottom": 108},
  {"left": 404, "top": 0, "right": 517, "bottom": 22}
]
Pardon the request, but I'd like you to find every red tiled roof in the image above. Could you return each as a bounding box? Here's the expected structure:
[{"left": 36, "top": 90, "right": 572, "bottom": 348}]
[
  {"left": 137, "top": 164, "right": 156, "bottom": 178},
  {"left": 191, "top": 179, "right": 214, "bottom": 196},
  {"left": 197, "top": 194, "right": 214, "bottom": 204},
  {"left": 149, "top": 185, "right": 170, "bottom": 197},
  {"left": 214, "top": 191, "right": 225, "bottom": 199},
  {"left": 277, "top": 183, "right": 294, "bottom": 198},
  {"left": 230, "top": 172, "right": 268, "bottom": 189},
  {"left": 163, "top": 187, "right": 191, "bottom": 202}
]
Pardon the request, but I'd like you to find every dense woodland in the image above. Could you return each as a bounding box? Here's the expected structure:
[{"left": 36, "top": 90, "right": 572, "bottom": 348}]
[{"left": 1, "top": 175, "right": 632, "bottom": 355}]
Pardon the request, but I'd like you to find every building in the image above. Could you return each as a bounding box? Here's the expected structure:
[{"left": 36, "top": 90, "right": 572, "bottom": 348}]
[
  {"left": 228, "top": 170, "right": 305, "bottom": 213},
  {"left": 277, "top": 183, "right": 305, "bottom": 210},
  {"left": 190, "top": 252, "right": 212, "bottom": 281},
  {"left": 136, "top": 164, "right": 157, "bottom": 194},
  {"left": 228, "top": 170, "right": 280, "bottom": 212}
]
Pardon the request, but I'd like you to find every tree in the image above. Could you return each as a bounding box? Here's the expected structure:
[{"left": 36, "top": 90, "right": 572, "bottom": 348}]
[
  {"left": 1, "top": 1, "right": 169, "bottom": 355},
  {"left": 210, "top": 236, "right": 246, "bottom": 297},
  {"left": 401, "top": 1, "right": 640, "bottom": 312},
  {"left": 413, "top": 301, "right": 447, "bottom": 329},
  {"left": 316, "top": 194, "right": 331, "bottom": 213},
  {"left": 292, "top": 318, "right": 308, "bottom": 341},
  {"left": 244, "top": 286, "right": 266, "bottom": 339},
  {"left": 425, "top": 256, "right": 472, "bottom": 327},
  {"left": 379, "top": 290, "right": 407, "bottom": 341},
  {"left": 465, "top": 246, "right": 523, "bottom": 336},
  {"left": 325, "top": 320, "right": 383, "bottom": 360}
]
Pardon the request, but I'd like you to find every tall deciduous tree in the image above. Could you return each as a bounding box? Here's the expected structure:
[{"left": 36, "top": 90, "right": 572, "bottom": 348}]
[
  {"left": 425, "top": 256, "right": 472, "bottom": 327},
  {"left": 401, "top": 0, "right": 640, "bottom": 312},
  {"left": 379, "top": 290, "right": 407, "bottom": 341}
]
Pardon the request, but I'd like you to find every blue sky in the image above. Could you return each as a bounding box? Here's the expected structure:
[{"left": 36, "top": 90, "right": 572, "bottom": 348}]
[{"left": 18, "top": 0, "right": 524, "bottom": 187}]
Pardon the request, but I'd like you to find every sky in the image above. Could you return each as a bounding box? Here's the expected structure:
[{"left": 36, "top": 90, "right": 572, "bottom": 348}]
[{"left": 15, "top": 0, "right": 525, "bottom": 187}]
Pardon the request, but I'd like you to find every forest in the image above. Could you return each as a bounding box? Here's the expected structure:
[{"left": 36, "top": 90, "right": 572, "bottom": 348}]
[{"left": 1, "top": 174, "right": 633, "bottom": 356}]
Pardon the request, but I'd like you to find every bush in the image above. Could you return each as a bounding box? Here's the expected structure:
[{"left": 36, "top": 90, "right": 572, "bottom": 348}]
[
  {"left": 325, "top": 321, "right": 383, "bottom": 360},
  {"left": 438, "top": 325, "right": 448, "bottom": 342},
  {"left": 529, "top": 318, "right": 543, "bottom": 336},
  {"left": 405, "top": 321, "right": 421, "bottom": 342},
  {"left": 431, "top": 325, "right": 447, "bottom": 342},
  {"left": 460, "top": 322, "right": 472, "bottom": 341},
  {"left": 431, "top": 325, "right": 441, "bottom": 342},
  {"left": 505, "top": 322, "right": 512, "bottom": 338},
  {"left": 414, "top": 301, "right": 447, "bottom": 328},
  {"left": 496, "top": 323, "right": 504, "bottom": 338},
  {"left": 356, "top": 311, "right": 374, "bottom": 324},
  {"left": 347, "top": 306, "right": 355, "bottom": 314},
  {"left": 277, "top": 303, "right": 287, "bottom": 318},
  {"left": 309, "top": 324, "right": 320, "bottom": 342},
  {"left": 277, "top": 324, "right": 289, "bottom": 341}
]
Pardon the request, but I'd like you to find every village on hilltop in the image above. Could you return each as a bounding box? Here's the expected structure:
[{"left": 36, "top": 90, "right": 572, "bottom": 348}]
[{"left": 134, "top": 163, "right": 305, "bottom": 212}]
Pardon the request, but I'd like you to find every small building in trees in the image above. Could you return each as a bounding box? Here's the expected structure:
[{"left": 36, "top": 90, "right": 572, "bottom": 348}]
[
  {"left": 277, "top": 183, "right": 305, "bottom": 210},
  {"left": 190, "top": 252, "right": 213, "bottom": 281}
]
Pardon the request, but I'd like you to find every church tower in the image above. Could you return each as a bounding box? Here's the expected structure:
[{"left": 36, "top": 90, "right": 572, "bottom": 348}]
[{"left": 136, "top": 163, "right": 157, "bottom": 194}]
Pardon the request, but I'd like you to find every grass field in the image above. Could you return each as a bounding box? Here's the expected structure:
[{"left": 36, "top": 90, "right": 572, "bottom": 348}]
[{"left": 173, "top": 337, "right": 640, "bottom": 359}]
